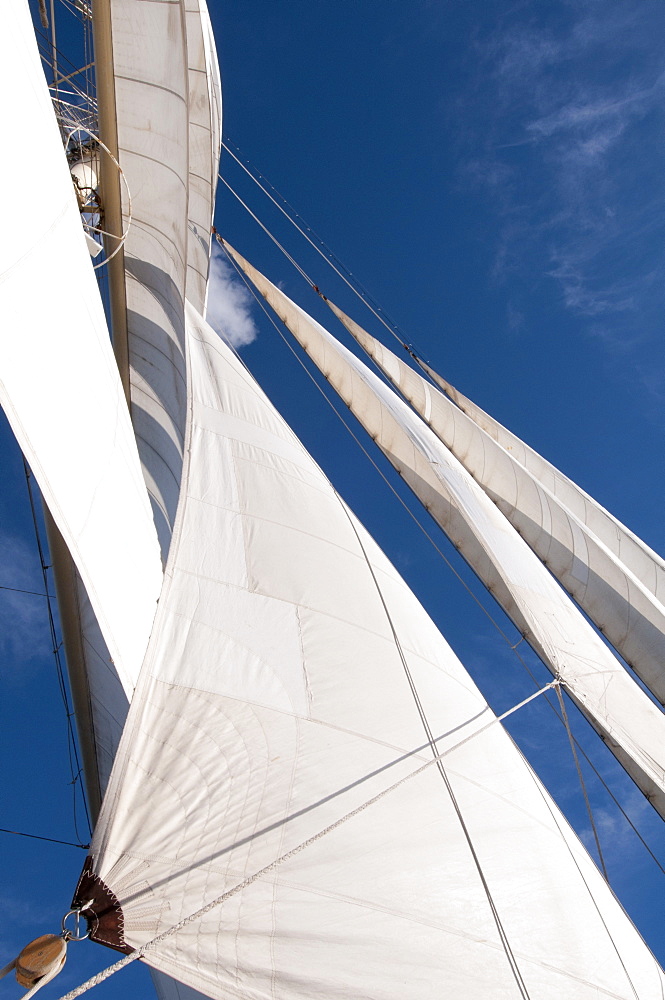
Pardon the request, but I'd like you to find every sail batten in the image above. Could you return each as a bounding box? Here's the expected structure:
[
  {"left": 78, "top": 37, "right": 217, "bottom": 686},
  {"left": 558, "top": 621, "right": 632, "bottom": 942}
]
[
  {"left": 223, "top": 245, "right": 665, "bottom": 821},
  {"left": 77, "top": 302, "right": 665, "bottom": 999}
]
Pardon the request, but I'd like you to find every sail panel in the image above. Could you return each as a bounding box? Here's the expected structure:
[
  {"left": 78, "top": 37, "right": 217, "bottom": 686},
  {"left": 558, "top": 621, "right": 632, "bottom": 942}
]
[
  {"left": 423, "top": 360, "right": 665, "bottom": 603},
  {"left": 184, "top": 0, "right": 222, "bottom": 312},
  {"left": 0, "top": 0, "right": 162, "bottom": 693},
  {"left": 80, "top": 304, "right": 665, "bottom": 999},
  {"left": 110, "top": 0, "right": 191, "bottom": 559},
  {"left": 223, "top": 246, "right": 665, "bottom": 818},
  {"left": 328, "top": 302, "right": 665, "bottom": 705}
]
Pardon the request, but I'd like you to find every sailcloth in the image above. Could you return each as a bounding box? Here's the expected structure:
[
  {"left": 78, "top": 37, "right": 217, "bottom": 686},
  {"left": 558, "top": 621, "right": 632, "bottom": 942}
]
[
  {"left": 107, "top": 0, "right": 219, "bottom": 559},
  {"left": 223, "top": 244, "right": 665, "bottom": 819},
  {"left": 0, "top": 0, "right": 162, "bottom": 697},
  {"left": 421, "top": 358, "right": 665, "bottom": 602},
  {"left": 74, "top": 303, "right": 665, "bottom": 1000},
  {"left": 330, "top": 314, "right": 665, "bottom": 705}
]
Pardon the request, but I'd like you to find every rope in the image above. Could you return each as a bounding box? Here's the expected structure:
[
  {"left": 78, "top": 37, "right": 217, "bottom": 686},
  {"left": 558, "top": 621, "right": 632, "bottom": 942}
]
[
  {"left": 0, "top": 827, "right": 87, "bottom": 849},
  {"left": 23, "top": 462, "right": 91, "bottom": 839},
  {"left": 56, "top": 682, "right": 555, "bottom": 1000},
  {"left": 216, "top": 181, "right": 313, "bottom": 287},
  {"left": 339, "top": 508, "right": 532, "bottom": 997},
  {"left": 0, "top": 584, "right": 53, "bottom": 598},
  {"left": 220, "top": 140, "right": 426, "bottom": 358},
  {"left": 554, "top": 685, "right": 609, "bottom": 881}
]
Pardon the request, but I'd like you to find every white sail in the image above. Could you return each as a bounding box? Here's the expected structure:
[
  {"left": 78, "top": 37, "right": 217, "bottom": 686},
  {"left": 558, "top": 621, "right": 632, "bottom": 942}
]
[
  {"left": 108, "top": 0, "right": 192, "bottom": 558},
  {"left": 326, "top": 300, "right": 665, "bottom": 706},
  {"left": 185, "top": 0, "right": 223, "bottom": 313},
  {"left": 222, "top": 245, "right": 665, "bottom": 819},
  {"left": 423, "top": 359, "right": 665, "bottom": 602},
  {"left": 0, "top": 0, "right": 162, "bottom": 697},
  {"left": 75, "top": 303, "right": 665, "bottom": 999}
]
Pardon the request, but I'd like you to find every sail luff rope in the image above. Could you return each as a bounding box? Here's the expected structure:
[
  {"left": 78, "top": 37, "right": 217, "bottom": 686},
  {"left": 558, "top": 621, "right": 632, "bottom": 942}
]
[
  {"left": 55, "top": 683, "right": 556, "bottom": 1000},
  {"left": 219, "top": 242, "right": 664, "bottom": 878},
  {"left": 220, "top": 141, "right": 426, "bottom": 359},
  {"left": 22, "top": 461, "right": 91, "bottom": 840}
]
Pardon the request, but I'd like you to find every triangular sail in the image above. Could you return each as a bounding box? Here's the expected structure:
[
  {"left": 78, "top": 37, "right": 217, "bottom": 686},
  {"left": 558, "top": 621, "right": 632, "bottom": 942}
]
[
  {"left": 326, "top": 300, "right": 665, "bottom": 706},
  {"left": 0, "top": 0, "right": 162, "bottom": 698},
  {"left": 75, "top": 303, "right": 665, "bottom": 999},
  {"left": 223, "top": 244, "right": 665, "bottom": 819}
]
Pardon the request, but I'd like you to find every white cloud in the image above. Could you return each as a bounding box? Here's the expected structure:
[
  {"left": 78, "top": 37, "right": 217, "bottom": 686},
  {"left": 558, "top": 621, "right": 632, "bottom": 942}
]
[{"left": 206, "top": 245, "right": 258, "bottom": 348}]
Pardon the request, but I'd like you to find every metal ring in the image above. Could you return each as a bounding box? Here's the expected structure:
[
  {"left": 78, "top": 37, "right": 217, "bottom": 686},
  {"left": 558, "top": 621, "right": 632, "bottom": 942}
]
[{"left": 61, "top": 909, "right": 91, "bottom": 942}]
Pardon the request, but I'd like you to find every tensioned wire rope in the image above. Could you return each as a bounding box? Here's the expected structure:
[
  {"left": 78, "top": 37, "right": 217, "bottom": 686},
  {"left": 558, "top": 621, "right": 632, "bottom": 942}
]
[
  {"left": 213, "top": 216, "right": 635, "bottom": 886},
  {"left": 23, "top": 461, "right": 92, "bottom": 843}
]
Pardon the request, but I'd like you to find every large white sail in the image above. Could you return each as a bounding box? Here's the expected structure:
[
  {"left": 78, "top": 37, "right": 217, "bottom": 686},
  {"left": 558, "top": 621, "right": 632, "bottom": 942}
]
[
  {"left": 326, "top": 300, "right": 665, "bottom": 706},
  {"left": 223, "top": 245, "right": 665, "bottom": 818},
  {"left": 185, "top": 0, "right": 222, "bottom": 313},
  {"left": 107, "top": 0, "right": 192, "bottom": 558},
  {"left": 73, "top": 304, "right": 664, "bottom": 999},
  {"left": 0, "top": 0, "right": 162, "bottom": 699}
]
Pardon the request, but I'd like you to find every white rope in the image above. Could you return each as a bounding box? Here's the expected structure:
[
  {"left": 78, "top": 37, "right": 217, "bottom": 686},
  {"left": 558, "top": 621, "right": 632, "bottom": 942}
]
[{"left": 56, "top": 680, "right": 557, "bottom": 1000}]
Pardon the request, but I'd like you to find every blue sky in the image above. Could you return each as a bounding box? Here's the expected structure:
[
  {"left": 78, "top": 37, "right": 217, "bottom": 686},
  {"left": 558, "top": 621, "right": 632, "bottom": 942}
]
[{"left": 1, "top": 1, "right": 664, "bottom": 996}]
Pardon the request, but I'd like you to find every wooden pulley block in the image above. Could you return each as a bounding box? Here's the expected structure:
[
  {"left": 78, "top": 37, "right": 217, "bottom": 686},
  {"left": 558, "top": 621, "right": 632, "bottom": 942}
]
[{"left": 14, "top": 935, "right": 66, "bottom": 988}]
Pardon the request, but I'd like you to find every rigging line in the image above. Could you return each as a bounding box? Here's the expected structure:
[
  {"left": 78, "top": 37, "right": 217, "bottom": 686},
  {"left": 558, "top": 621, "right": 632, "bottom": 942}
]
[
  {"left": 342, "top": 505, "right": 532, "bottom": 1000},
  {"left": 0, "top": 827, "right": 88, "bottom": 849},
  {"left": 529, "top": 763, "right": 643, "bottom": 1000},
  {"left": 56, "top": 682, "right": 555, "bottom": 1000},
  {"left": 555, "top": 685, "right": 609, "bottom": 880},
  {"left": 216, "top": 177, "right": 313, "bottom": 286},
  {"left": 221, "top": 139, "right": 427, "bottom": 359},
  {"left": 22, "top": 461, "right": 92, "bottom": 839},
  {"left": 220, "top": 245, "right": 665, "bottom": 878},
  {"left": 0, "top": 584, "right": 54, "bottom": 598}
]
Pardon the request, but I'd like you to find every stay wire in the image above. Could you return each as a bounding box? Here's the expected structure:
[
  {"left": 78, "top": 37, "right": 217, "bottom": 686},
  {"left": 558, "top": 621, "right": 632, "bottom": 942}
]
[
  {"left": 555, "top": 685, "right": 609, "bottom": 880},
  {"left": 221, "top": 139, "right": 427, "bottom": 360},
  {"left": 0, "top": 826, "right": 88, "bottom": 850},
  {"left": 217, "top": 175, "right": 313, "bottom": 287},
  {"left": 217, "top": 239, "right": 665, "bottom": 880},
  {"left": 22, "top": 460, "right": 92, "bottom": 840}
]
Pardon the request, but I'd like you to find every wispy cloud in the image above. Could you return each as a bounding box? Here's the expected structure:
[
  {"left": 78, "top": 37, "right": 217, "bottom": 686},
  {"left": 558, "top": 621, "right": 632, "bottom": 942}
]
[
  {"left": 457, "top": 1, "right": 665, "bottom": 383},
  {"left": 206, "top": 245, "right": 258, "bottom": 348}
]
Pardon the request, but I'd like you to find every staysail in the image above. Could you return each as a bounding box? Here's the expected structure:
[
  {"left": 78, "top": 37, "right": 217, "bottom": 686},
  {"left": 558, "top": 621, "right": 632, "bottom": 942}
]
[
  {"left": 329, "top": 309, "right": 665, "bottom": 706},
  {"left": 222, "top": 244, "right": 665, "bottom": 819},
  {"left": 73, "top": 303, "right": 665, "bottom": 999}
]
